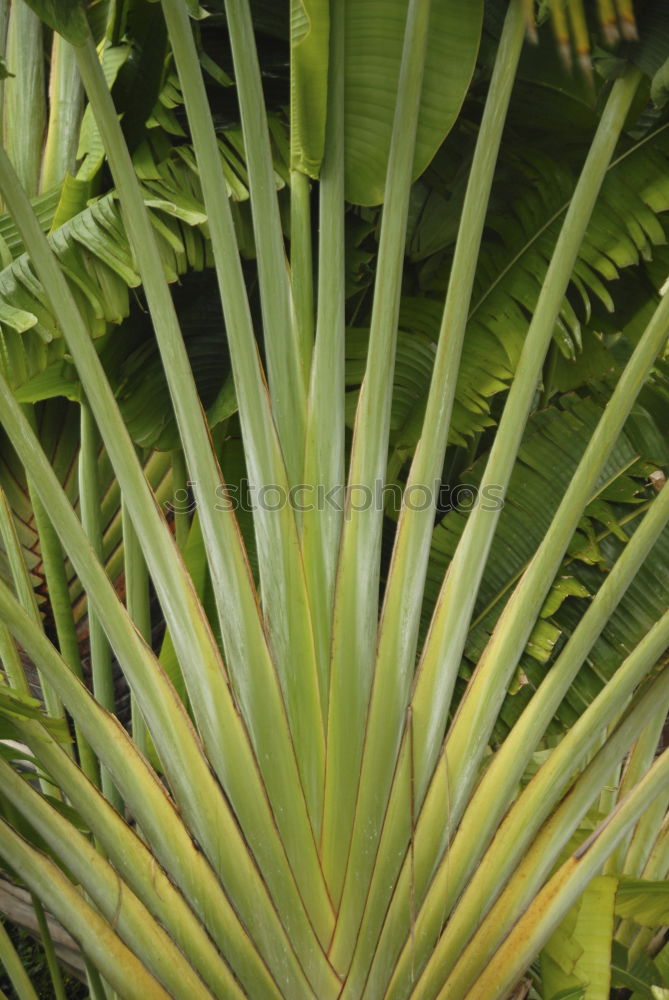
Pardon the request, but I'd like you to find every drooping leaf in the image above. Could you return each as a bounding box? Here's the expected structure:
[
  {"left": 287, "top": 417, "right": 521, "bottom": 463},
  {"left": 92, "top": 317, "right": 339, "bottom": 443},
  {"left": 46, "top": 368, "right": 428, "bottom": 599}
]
[
  {"left": 344, "top": 0, "right": 483, "bottom": 205},
  {"left": 541, "top": 876, "right": 618, "bottom": 1000},
  {"left": 50, "top": 175, "right": 92, "bottom": 231},
  {"left": 540, "top": 576, "right": 591, "bottom": 619},
  {"left": 290, "top": 0, "right": 328, "bottom": 176},
  {"left": 18, "top": 0, "right": 88, "bottom": 45},
  {"left": 0, "top": 680, "right": 71, "bottom": 742},
  {"left": 76, "top": 43, "right": 132, "bottom": 182},
  {"left": 651, "top": 57, "right": 669, "bottom": 108},
  {"left": 615, "top": 878, "right": 669, "bottom": 927},
  {"left": 3, "top": 1, "right": 46, "bottom": 198}
]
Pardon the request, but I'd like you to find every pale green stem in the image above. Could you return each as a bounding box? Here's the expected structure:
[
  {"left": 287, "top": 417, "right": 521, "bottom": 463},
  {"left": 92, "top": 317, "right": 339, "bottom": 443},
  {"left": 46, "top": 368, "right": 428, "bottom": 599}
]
[
  {"left": 0, "top": 0, "right": 8, "bottom": 142},
  {"left": 453, "top": 746, "right": 669, "bottom": 1000},
  {"left": 28, "top": 494, "right": 82, "bottom": 680},
  {"left": 369, "top": 470, "right": 669, "bottom": 1000},
  {"left": 11, "top": 720, "right": 263, "bottom": 1000},
  {"left": 224, "top": 0, "right": 307, "bottom": 484},
  {"left": 290, "top": 167, "right": 314, "bottom": 383},
  {"left": 83, "top": 959, "right": 108, "bottom": 1000},
  {"left": 121, "top": 500, "right": 150, "bottom": 756},
  {"left": 79, "top": 400, "right": 121, "bottom": 810},
  {"left": 0, "top": 623, "right": 30, "bottom": 693},
  {"left": 0, "top": 917, "right": 39, "bottom": 1000},
  {"left": 339, "top": 70, "right": 645, "bottom": 982},
  {"left": 401, "top": 625, "right": 669, "bottom": 1000},
  {"left": 32, "top": 896, "right": 67, "bottom": 1000},
  {"left": 157, "top": 0, "right": 330, "bottom": 890},
  {"left": 0, "top": 757, "right": 224, "bottom": 1000},
  {"left": 28, "top": 486, "right": 99, "bottom": 784},
  {"left": 640, "top": 811, "right": 669, "bottom": 876},
  {"left": 0, "top": 136, "right": 332, "bottom": 993},
  {"left": 301, "top": 0, "right": 346, "bottom": 709},
  {"left": 410, "top": 65, "right": 642, "bottom": 807},
  {"left": 322, "top": 0, "right": 434, "bottom": 907},
  {"left": 60, "top": 20, "right": 329, "bottom": 940},
  {"left": 79, "top": 28, "right": 328, "bottom": 865},
  {"left": 0, "top": 487, "right": 41, "bottom": 620},
  {"left": 41, "top": 35, "right": 84, "bottom": 193},
  {"left": 0, "top": 820, "right": 174, "bottom": 1000},
  {"left": 628, "top": 927, "right": 666, "bottom": 967},
  {"left": 426, "top": 219, "right": 669, "bottom": 875},
  {"left": 0, "top": 486, "right": 64, "bottom": 724},
  {"left": 331, "top": 2, "right": 526, "bottom": 974},
  {"left": 170, "top": 448, "right": 190, "bottom": 551},
  {"left": 627, "top": 814, "right": 669, "bottom": 963},
  {"left": 0, "top": 582, "right": 315, "bottom": 999},
  {"left": 605, "top": 696, "right": 669, "bottom": 876},
  {"left": 611, "top": 698, "right": 669, "bottom": 948},
  {"left": 598, "top": 755, "right": 622, "bottom": 819}
]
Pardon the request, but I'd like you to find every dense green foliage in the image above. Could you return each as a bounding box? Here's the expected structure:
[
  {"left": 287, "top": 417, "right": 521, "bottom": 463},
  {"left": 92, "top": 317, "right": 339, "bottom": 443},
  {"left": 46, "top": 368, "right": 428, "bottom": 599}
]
[{"left": 0, "top": 1, "right": 668, "bottom": 998}]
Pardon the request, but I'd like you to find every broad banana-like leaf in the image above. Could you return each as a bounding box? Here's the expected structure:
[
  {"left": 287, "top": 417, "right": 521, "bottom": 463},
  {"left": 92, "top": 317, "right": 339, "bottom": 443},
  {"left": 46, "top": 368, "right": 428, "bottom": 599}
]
[
  {"left": 290, "top": 0, "right": 328, "bottom": 176},
  {"left": 3, "top": 1, "right": 46, "bottom": 199},
  {"left": 616, "top": 878, "right": 669, "bottom": 926},
  {"left": 344, "top": 0, "right": 483, "bottom": 205},
  {"left": 541, "top": 876, "right": 618, "bottom": 1000},
  {"left": 17, "top": 0, "right": 88, "bottom": 45}
]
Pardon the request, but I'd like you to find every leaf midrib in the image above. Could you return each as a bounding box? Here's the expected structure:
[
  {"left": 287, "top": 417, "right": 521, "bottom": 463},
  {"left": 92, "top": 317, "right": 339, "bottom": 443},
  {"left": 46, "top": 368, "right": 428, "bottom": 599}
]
[{"left": 468, "top": 120, "right": 669, "bottom": 320}]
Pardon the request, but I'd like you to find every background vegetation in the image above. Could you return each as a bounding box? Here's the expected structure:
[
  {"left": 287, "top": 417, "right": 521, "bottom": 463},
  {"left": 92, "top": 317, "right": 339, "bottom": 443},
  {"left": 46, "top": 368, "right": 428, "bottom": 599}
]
[{"left": 0, "top": 0, "right": 668, "bottom": 998}]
